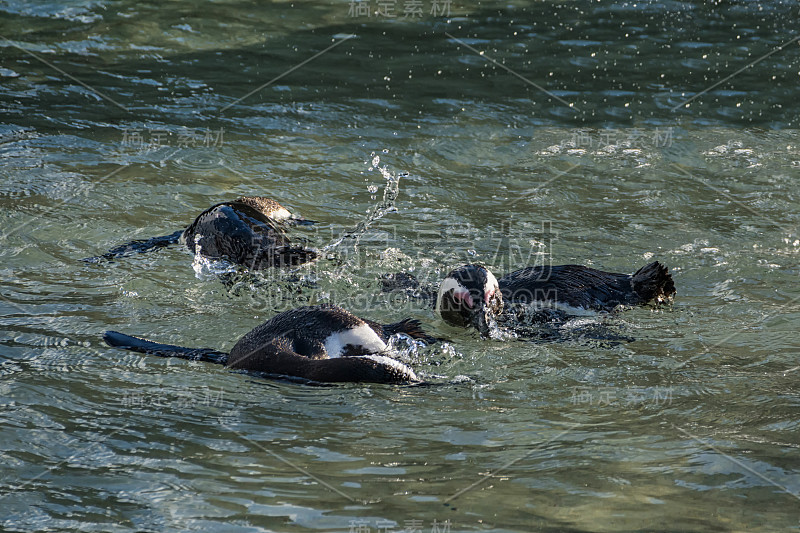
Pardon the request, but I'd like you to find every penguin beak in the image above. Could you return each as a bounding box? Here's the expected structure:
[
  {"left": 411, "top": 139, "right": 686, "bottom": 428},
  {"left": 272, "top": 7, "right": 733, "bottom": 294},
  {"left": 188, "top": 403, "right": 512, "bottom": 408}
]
[
  {"left": 469, "top": 288, "right": 502, "bottom": 338},
  {"left": 469, "top": 303, "right": 494, "bottom": 338}
]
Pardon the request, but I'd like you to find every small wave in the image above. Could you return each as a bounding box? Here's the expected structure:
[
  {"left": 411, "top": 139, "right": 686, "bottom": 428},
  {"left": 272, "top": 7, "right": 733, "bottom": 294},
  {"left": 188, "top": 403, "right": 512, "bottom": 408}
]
[{"left": 172, "top": 149, "right": 227, "bottom": 172}]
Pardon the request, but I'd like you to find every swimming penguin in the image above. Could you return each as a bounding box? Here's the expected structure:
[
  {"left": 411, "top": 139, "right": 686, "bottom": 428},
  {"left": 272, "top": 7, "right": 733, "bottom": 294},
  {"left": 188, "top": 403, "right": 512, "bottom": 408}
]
[
  {"left": 85, "top": 196, "right": 317, "bottom": 269},
  {"left": 436, "top": 262, "right": 676, "bottom": 337},
  {"left": 103, "top": 304, "right": 435, "bottom": 384}
]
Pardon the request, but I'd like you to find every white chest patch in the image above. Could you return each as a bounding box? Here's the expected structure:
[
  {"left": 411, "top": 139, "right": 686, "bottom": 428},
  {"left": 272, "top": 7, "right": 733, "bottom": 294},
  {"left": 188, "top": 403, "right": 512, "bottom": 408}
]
[
  {"left": 269, "top": 207, "right": 292, "bottom": 221},
  {"left": 323, "top": 324, "right": 387, "bottom": 358},
  {"left": 436, "top": 277, "right": 469, "bottom": 313}
]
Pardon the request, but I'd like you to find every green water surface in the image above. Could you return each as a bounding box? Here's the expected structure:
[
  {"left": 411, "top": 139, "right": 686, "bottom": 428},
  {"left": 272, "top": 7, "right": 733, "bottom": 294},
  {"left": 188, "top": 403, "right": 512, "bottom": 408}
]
[{"left": 1, "top": 1, "right": 800, "bottom": 532}]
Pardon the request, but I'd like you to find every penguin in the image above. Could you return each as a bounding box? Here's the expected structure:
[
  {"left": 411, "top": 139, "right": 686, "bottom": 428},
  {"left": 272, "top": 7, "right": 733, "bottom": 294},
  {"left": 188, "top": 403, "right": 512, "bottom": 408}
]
[
  {"left": 103, "top": 304, "right": 436, "bottom": 384},
  {"left": 84, "top": 196, "right": 317, "bottom": 269},
  {"left": 435, "top": 262, "right": 675, "bottom": 337}
]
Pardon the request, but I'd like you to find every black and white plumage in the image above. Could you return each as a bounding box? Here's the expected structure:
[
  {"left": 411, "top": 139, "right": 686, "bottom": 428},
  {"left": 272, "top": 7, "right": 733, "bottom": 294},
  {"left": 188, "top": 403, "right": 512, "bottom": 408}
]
[
  {"left": 435, "top": 265, "right": 504, "bottom": 337},
  {"left": 436, "top": 262, "right": 675, "bottom": 336},
  {"left": 499, "top": 261, "right": 675, "bottom": 312},
  {"left": 104, "top": 305, "right": 434, "bottom": 384},
  {"left": 85, "top": 196, "right": 317, "bottom": 269}
]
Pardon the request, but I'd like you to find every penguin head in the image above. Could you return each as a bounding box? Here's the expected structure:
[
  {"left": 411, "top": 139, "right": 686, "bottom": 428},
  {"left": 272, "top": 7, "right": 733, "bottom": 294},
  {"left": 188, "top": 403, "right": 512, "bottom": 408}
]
[
  {"left": 236, "top": 196, "right": 293, "bottom": 222},
  {"left": 436, "top": 264, "right": 503, "bottom": 337}
]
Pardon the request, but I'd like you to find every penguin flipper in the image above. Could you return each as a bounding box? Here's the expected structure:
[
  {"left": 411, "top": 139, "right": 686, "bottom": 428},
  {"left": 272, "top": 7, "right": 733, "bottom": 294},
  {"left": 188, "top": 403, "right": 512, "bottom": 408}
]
[
  {"left": 103, "top": 330, "right": 228, "bottom": 365},
  {"left": 82, "top": 230, "right": 184, "bottom": 263},
  {"left": 228, "top": 337, "right": 418, "bottom": 384}
]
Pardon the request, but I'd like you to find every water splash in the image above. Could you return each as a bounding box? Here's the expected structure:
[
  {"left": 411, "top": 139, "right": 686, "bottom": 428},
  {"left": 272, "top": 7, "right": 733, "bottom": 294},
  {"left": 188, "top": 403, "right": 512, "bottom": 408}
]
[
  {"left": 322, "top": 152, "right": 407, "bottom": 253},
  {"left": 485, "top": 314, "right": 517, "bottom": 341},
  {"left": 190, "top": 234, "right": 238, "bottom": 279},
  {"left": 191, "top": 254, "right": 238, "bottom": 279},
  {"left": 386, "top": 333, "right": 427, "bottom": 363}
]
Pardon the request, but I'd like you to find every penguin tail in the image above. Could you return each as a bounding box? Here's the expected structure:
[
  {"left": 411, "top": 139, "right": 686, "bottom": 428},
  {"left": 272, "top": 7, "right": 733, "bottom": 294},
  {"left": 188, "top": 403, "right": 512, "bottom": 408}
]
[
  {"left": 83, "top": 230, "right": 184, "bottom": 263},
  {"left": 382, "top": 318, "right": 439, "bottom": 344},
  {"left": 103, "top": 330, "right": 228, "bottom": 365},
  {"left": 632, "top": 261, "right": 676, "bottom": 304}
]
